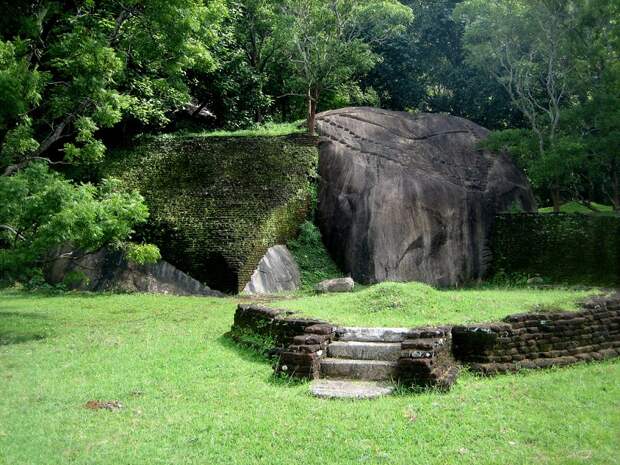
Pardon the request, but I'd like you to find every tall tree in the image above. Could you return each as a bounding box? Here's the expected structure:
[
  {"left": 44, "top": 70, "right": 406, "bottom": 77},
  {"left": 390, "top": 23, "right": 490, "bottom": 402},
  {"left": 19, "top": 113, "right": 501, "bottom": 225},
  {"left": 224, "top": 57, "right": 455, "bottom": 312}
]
[
  {"left": 0, "top": 0, "right": 226, "bottom": 174},
  {"left": 457, "top": 0, "right": 619, "bottom": 211},
  {"left": 568, "top": 0, "right": 620, "bottom": 211},
  {"left": 365, "top": 0, "right": 523, "bottom": 130},
  {"left": 0, "top": 0, "right": 227, "bottom": 283},
  {"left": 276, "top": 0, "right": 412, "bottom": 134},
  {"left": 455, "top": 0, "right": 584, "bottom": 211}
]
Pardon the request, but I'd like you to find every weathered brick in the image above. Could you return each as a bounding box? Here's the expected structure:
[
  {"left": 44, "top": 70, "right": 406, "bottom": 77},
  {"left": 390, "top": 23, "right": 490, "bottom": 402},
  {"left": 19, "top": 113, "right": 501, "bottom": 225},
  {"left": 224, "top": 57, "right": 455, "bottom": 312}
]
[{"left": 304, "top": 324, "right": 334, "bottom": 335}]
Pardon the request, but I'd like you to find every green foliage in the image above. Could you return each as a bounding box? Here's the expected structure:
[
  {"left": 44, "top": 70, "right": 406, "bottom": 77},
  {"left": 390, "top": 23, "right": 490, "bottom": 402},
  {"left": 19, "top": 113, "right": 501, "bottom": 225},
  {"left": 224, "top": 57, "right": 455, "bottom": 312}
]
[
  {"left": 62, "top": 270, "right": 90, "bottom": 289},
  {"left": 0, "top": 1, "right": 226, "bottom": 283},
  {"left": 0, "top": 40, "right": 44, "bottom": 131},
  {"left": 287, "top": 221, "right": 343, "bottom": 290},
  {"left": 193, "top": 0, "right": 278, "bottom": 127},
  {"left": 0, "top": 162, "right": 153, "bottom": 283},
  {"left": 365, "top": 0, "right": 523, "bottom": 129},
  {"left": 456, "top": 0, "right": 620, "bottom": 209},
  {"left": 0, "top": 0, "right": 227, "bottom": 171},
  {"left": 483, "top": 128, "right": 584, "bottom": 199},
  {"left": 275, "top": 0, "right": 413, "bottom": 132},
  {"left": 125, "top": 243, "right": 161, "bottom": 265},
  {"left": 105, "top": 135, "right": 318, "bottom": 292}
]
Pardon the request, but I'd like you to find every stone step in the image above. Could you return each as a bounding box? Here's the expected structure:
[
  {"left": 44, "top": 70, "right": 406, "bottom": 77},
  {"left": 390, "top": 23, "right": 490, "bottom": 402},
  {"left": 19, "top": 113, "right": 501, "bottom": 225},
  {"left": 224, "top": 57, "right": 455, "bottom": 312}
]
[
  {"left": 337, "top": 327, "right": 411, "bottom": 343},
  {"left": 327, "top": 341, "right": 401, "bottom": 361},
  {"left": 320, "top": 358, "right": 398, "bottom": 381},
  {"left": 310, "top": 379, "right": 395, "bottom": 399},
  {"left": 401, "top": 337, "right": 446, "bottom": 351}
]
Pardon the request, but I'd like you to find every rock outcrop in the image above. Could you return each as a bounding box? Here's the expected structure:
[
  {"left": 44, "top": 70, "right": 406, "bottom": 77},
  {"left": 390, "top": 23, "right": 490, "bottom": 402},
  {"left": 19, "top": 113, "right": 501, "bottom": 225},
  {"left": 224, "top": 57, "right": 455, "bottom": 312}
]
[
  {"left": 315, "top": 107, "right": 536, "bottom": 286},
  {"left": 46, "top": 247, "right": 223, "bottom": 296},
  {"left": 243, "top": 245, "right": 301, "bottom": 295}
]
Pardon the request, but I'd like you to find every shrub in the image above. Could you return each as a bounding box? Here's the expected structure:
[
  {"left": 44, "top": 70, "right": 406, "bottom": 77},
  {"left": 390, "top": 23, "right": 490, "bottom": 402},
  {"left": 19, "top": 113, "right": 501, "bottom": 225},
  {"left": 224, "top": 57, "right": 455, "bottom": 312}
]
[{"left": 287, "top": 221, "right": 343, "bottom": 290}]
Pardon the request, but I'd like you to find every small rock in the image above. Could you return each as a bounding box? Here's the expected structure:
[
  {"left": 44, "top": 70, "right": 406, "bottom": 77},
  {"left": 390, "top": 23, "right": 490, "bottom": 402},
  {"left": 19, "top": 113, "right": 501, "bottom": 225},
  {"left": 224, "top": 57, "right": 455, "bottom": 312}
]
[
  {"left": 84, "top": 400, "right": 123, "bottom": 411},
  {"left": 310, "top": 379, "right": 394, "bottom": 399},
  {"left": 315, "top": 277, "right": 355, "bottom": 293},
  {"left": 527, "top": 276, "right": 544, "bottom": 284}
]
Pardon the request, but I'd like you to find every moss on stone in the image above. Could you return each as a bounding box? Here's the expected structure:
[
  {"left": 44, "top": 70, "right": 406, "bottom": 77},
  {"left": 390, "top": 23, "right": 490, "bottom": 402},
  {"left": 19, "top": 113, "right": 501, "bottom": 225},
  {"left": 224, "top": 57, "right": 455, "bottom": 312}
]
[{"left": 105, "top": 134, "right": 318, "bottom": 293}]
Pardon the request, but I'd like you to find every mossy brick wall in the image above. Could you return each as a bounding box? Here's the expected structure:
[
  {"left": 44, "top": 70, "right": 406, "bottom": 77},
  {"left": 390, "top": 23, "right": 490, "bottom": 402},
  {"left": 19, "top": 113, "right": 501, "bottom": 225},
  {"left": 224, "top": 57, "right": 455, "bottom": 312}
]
[
  {"left": 105, "top": 134, "right": 318, "bottom": 293},
  {"left": 232, "top": 304, "right": 327, "bottom": 349},
  {"left": 234, "top": 295, "right": 620, "bottom": 385},
  {"left": 452, "top": 293, "right": 620, "bottom": 374},
  {"left": 232, "top": 304, "right": 334, "bottom": 378},
  {"left": 491, "top": 213, "right": 620, "bottom": 285}
]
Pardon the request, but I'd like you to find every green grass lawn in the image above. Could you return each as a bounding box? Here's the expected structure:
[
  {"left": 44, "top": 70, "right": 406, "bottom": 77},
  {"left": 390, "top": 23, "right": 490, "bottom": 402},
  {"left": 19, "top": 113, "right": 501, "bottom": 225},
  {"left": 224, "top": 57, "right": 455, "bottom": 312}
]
[
  {"left": 539, "top": 201, "right": 616, "bottom": 215},
  {"left": 1, "top": 288, "right": 618, "bottom": 465},
  {"left": 162, "top": 120, "right": 306, "bottom": 139},
  {"left": 275, "top": 282, "right": 598, "bottom": 327}
]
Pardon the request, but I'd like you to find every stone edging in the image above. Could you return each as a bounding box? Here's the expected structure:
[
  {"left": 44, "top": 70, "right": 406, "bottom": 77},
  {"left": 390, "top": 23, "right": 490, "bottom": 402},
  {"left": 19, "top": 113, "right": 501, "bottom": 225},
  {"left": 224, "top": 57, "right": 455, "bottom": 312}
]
[{"left": 230, "top": 293, "right": 620, "bottom": 390}]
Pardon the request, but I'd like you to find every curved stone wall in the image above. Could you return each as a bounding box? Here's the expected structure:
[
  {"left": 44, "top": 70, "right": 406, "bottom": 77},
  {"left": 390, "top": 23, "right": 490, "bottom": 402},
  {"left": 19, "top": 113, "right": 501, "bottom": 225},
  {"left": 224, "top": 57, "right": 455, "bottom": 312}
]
[{"left": 231, "top": 293, "right": 619, "bottom": 390}]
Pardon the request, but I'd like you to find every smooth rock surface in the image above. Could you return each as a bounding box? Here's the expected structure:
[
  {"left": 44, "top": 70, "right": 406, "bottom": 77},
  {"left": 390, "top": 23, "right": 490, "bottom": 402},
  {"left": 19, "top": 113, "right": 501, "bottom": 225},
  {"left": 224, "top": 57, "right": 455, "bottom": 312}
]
[
  {"left": 315, "top": 277, "right": 355, "bottom": 293},
  {"left": 243, "top": 245, "right": 301, "bottom": 295},
  {"left": 315, "top": 107, "right": 536, "bottom": 286},
  {"left": 310, "top": 379, "right": 395, "bottom": 399},
  {"left": 45, "top": 247, "right": 223, "bottom": 297}
]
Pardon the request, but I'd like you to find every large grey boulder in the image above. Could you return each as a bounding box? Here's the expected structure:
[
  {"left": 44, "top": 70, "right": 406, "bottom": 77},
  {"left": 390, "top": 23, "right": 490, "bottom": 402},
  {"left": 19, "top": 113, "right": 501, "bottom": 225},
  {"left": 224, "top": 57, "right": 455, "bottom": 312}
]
[
  {"left": 243, "top": 245, "right": 301, "bottom": 295},
  {"left": 314, "top": 277, "right": 355, "bottom": 293},
  {"left": 315, "top": 107, "right": 536, "bottom": 286},
  {"left": 45, "top": 247, "right": 223, "bottom": 297}
]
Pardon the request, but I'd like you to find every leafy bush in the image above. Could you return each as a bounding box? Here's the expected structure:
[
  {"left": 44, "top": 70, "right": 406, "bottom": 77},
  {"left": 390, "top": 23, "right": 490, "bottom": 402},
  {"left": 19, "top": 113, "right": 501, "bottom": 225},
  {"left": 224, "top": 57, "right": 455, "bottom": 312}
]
[
  {"left": 0, "top": 162, "right": 157, "bottom": 284},
  {"left": 287, "top": 221, "right": 342, "bottom": 290}
]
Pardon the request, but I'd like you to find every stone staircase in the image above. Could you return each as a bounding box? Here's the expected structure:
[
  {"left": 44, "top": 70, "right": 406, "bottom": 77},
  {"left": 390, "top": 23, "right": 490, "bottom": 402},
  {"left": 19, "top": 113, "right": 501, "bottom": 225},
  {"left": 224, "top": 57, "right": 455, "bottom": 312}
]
[
  {"left": 320, "top": 327, "right": 406, "bottom": 381},
  {"left": 311, "top": 326, "right": 459, "bottom": 398}
]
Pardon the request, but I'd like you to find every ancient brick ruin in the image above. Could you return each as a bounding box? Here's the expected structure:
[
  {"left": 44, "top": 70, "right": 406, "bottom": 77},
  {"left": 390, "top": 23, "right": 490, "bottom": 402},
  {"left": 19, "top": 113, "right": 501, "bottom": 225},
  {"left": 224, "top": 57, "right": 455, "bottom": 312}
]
[{"left": 231, "top": 293, "right": 620, "bottom": 391}]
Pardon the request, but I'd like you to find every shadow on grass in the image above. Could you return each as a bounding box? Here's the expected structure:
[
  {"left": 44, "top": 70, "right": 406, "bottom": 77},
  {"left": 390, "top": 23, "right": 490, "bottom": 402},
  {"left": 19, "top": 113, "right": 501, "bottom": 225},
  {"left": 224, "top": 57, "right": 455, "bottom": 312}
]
[
  {"left": 217, "top": 332, "right": 309, "bottom": 388},
  {"left": 216, "top": 332, "right": 274, "bottom": 364},
  {"left": 0, "top": 310, "right": 52, "bottom": 346}
]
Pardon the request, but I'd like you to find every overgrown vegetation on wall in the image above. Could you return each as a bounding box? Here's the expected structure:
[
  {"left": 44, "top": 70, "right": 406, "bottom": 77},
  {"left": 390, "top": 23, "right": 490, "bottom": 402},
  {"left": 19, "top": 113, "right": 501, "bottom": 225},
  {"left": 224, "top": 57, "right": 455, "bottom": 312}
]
[
  {"left": 491, "top": 213, "right": 620, "bottom": 286},
  {"left": 105, "top": 135, "right": 318, "bottom": 293},
  {"left": 287, "top": 221, "right": 343, "bottom": 291}
]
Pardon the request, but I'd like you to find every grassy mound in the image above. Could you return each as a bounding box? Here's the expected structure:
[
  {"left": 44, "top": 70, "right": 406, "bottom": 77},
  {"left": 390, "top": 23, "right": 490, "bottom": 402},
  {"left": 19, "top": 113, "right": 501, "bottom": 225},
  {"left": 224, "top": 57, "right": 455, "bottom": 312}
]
[{"left": 276, "top": 281, "right": 597, "bottom": 327}]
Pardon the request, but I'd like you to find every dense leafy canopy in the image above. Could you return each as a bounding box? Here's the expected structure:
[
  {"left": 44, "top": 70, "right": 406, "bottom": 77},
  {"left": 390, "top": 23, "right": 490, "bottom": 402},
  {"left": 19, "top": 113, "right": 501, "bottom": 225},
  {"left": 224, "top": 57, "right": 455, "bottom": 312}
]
[
  {"left": 0, "top": 0, "right": 226, "bottom": 283},
  {"left": 456, "top": 0, "right": 619, "bottom": 210},
  {"left": 0, "top": 162, "right": 156, "bottom": 284},
  {"left": 0, "top": 0, "right": 618, "bottom": 284}
]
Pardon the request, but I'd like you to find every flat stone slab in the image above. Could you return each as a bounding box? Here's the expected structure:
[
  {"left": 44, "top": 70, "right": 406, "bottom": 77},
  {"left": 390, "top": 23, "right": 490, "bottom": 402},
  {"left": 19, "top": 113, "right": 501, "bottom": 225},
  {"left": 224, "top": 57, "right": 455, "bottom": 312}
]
[
  {"left": 337, "top": 327, "right": 411, "bottom": 342},
  {"left": 320, "top": 358, "right": 398, "bottom": 380},
  {"left": 327, "top": 341, "right": 401, "bottom": 361},
  {"left": 310, "top": 379, "right": 395, "bottom": 399}
]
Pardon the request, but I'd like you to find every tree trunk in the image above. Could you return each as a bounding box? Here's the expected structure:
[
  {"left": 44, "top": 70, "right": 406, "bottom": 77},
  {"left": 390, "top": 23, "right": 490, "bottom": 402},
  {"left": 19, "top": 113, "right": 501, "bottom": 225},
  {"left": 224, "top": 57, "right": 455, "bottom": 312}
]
[
  {"left": 551, "top": 187, "right": 562, "bottom": 213},
  {"left": 280, "top": 97, "right": 288, "bottom": 122},
  {"left": 613, "top": 169, "right": 620, "bottom": 212},
  {"left": 306, "top": 87, "right": 318, "bottom": 136}
]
